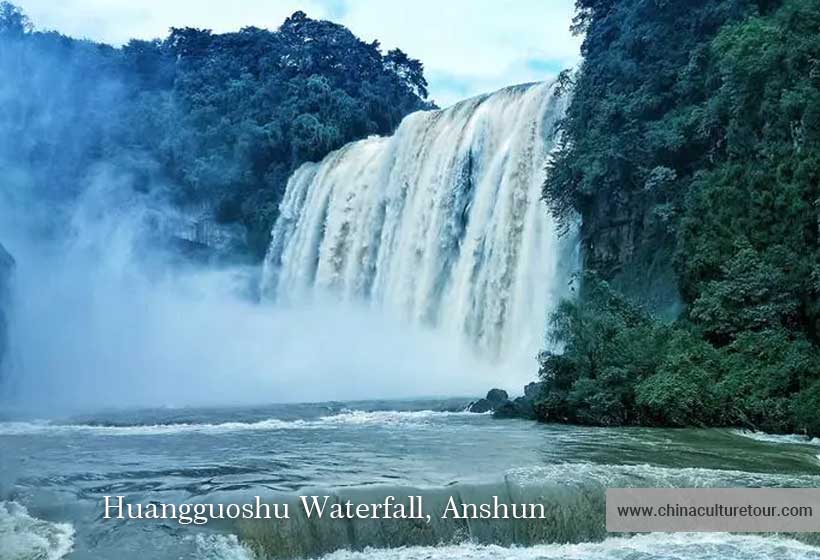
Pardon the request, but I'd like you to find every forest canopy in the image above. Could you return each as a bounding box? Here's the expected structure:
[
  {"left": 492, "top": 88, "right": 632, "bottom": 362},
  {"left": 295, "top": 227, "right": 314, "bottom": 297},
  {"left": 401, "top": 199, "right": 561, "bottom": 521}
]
[
  {"left": 540, "top": 0, "right": 820, "bottom": 435},
  {"left": 0, "top": 3, "right": 432, "bottom": 256}
]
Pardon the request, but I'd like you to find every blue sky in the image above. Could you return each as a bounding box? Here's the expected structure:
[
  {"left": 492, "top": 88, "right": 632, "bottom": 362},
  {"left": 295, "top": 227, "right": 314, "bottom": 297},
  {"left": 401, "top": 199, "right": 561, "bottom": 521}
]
[{"left": 15, "top": 0, "right": 582, "bottom": 107}]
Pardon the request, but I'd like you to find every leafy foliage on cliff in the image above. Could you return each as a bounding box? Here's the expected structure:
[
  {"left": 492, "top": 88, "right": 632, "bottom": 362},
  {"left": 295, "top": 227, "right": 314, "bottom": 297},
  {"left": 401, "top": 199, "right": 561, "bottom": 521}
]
[
  {"left": 540, "top": 0, "right": 820, "bottom": 435},
  {"left": 0, "top": 4, "right": 432, "bottom": 255},
  {"left": 537, "top": 277, "right": 820, "bottom": 433},
  {"left": 545, "top": 0, "right": 757, "bottom": 270}
]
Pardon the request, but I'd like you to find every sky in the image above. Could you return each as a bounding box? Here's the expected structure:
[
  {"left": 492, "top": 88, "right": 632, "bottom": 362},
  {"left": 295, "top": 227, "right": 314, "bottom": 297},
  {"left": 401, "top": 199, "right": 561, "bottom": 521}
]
[{"left": 15, "top": 0, "right": 582, "bottom": 107}]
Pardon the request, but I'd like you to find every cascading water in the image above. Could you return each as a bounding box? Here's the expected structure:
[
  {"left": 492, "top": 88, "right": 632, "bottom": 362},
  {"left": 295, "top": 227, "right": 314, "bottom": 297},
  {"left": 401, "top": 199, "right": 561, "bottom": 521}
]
[{"left": 262, "top": 82, "right": 575, "bottom": 366}]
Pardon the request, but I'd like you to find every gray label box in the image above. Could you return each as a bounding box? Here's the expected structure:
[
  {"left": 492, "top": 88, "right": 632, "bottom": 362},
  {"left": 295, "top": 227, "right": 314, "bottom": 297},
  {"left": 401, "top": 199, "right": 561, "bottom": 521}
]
[{"left": 607, "top": 488, "right": 820, "bottom": 532}]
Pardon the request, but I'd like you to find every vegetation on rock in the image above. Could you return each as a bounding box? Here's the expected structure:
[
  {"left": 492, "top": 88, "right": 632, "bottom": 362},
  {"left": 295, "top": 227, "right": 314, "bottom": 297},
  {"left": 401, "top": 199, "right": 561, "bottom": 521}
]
[
  {"left": 0, "top": 3, "right": 432, "bottom": 257},
  {"left": 540, "top": 0, "right": 820, "bottom": 435}
]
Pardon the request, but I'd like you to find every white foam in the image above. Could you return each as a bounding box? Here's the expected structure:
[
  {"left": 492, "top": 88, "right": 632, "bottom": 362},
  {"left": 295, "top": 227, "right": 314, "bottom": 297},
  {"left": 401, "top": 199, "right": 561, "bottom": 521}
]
[
  {"left": 732, "top": 429, "right": 820, "bottom": 446},
  {"left": 505, "top": 462, "right": 820, "bottom": 488},
  {"left": 193, "top": 534, "right": 255, "bottom": 560},
  {"left": 0, "top": 410, "right": 476, "bottom": 436},
  {"left": 316, "top": 409, "right": 476, "bottom": 426},
  {"left": 310, "top": 534, "right": 820, "bottom": 560},
  {"left": 0, "top": 418, "right": 297, "bottom": 436},
  {"left": 0, "top": 501, "right": 74, "bottom": 560}
]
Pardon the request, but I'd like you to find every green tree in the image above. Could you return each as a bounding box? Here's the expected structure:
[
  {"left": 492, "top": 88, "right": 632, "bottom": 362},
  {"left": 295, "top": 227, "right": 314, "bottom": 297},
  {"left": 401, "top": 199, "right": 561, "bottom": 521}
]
[
  {"left": 0, "top": 5, "right": 433, "bottom": 258},
  {"left": 538, "top": 0, "right": 820, "bottom": 435},
  {"left": 0, "top": 1, "right": 29, "bottom": 37}
]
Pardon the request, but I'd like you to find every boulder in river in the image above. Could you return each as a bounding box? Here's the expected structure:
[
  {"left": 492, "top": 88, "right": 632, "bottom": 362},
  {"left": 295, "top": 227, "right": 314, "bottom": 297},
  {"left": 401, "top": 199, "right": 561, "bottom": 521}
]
[
  {"left": 467, "top": 388, "right": 509, "bottom": 413},
  {"left": 468, "top": 383, "right": 546, "bottom": 420},
  {"left": 494, "top": 397, "right": 537, "bottom": 420}
]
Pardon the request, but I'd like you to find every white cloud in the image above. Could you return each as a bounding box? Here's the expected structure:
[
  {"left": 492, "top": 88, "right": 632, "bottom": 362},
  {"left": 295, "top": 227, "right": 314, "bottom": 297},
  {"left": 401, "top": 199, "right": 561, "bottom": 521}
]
[
  {"left": 339, "top": 0, "right": 581, "bottom": 105},
  {"left": 14, "top": 0, "right": 581, "bottom": 106},
  {"left": 14, "top": 0, "right": 337, "bottom": 44}
]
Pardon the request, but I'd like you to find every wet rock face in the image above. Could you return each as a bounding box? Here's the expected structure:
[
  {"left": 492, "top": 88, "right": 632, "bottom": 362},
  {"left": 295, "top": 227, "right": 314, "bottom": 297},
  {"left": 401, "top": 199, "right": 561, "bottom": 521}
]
[
  {"left": 485, "top": 388, "right": 509, "bottom": 405},
  {"left": 492, "top": 382, "right": 545, "bottom": 420},
  {"left": 0, "top": 243, "right": 14, "bottom": 371},
  {"left": 468, "top": 384, "right": 545, "bottom": 420},
  {"left": 467, "top": 389, "right": 510, "bottom": 413},
  {"left": 494, "top": 397, "right": 537, "bottom": 420}
]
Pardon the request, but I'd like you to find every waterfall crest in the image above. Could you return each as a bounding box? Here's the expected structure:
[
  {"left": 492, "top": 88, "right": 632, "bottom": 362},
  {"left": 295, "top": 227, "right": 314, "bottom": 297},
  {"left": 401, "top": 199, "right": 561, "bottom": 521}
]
[{"left": 262, "top": 82, "right": 574, "bottom": 365}]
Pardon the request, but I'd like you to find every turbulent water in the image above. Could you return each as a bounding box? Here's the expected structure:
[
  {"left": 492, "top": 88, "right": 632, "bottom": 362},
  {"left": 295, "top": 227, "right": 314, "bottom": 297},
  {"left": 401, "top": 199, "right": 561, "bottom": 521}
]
[
  {"left": 2, "top": 401, "right": 820, "bottom": 559},
  {"left": 262, "top": 82, "right": 575, "bottom": 366},
  {"left": 4, "top": 84, "right": 820, "bottom": 560}
]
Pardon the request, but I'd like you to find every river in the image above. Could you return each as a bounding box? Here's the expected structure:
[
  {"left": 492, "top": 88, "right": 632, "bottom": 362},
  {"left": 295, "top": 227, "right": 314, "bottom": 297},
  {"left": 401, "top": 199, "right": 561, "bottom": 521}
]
[{"left": 2, "top": 399, "right": 820, "bottom": 559}]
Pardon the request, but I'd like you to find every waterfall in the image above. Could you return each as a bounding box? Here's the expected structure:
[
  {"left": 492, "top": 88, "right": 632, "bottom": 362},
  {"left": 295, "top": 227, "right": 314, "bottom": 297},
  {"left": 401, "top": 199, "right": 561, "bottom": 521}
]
[{"left": 262, "top": 82, "right": 574, "bottom": 365}]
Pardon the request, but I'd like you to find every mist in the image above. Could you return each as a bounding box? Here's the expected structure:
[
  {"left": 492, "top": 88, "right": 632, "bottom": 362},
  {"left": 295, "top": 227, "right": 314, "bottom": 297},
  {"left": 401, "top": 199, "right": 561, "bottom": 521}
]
[
  {"left": 0, "top": 5, "right": 566, "bottom": 416},
  {"left": 0, "top": 185, "right": 517, "bottom": 414},
  {"left": 0, "top": 21, "right": 524, "bottom": 416}
]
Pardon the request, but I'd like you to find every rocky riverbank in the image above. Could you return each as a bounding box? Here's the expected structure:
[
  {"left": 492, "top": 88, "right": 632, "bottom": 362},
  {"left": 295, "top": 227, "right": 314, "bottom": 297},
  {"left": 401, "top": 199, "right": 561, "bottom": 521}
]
[{"left": 467, "top": 383, "right": 544, "bottom": 420}]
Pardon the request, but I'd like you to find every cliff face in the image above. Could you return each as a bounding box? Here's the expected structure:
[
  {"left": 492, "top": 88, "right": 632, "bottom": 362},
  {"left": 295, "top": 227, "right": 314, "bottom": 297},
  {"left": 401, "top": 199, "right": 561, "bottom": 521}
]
[
  {"left": 537, "top": 0, "right": 820, "bottom": 435},
  {"left": 0, "top": 243, "right": 13, "bottom": 372},
  {"left": 580, "top": 196, "right": 640, "bottom": 279},
  {"left": 581, "top": 197, "right": 682, "bottom": 319},
  {"left": 542, "top": 1, "right": 760, "bottom": 318}
]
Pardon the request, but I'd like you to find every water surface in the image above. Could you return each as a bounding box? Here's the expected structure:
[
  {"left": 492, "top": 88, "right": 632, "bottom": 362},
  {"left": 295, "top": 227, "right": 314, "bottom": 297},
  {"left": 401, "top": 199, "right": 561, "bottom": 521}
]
[{"left": 2, "top": 399, "right": 820, "bottom": 559}]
